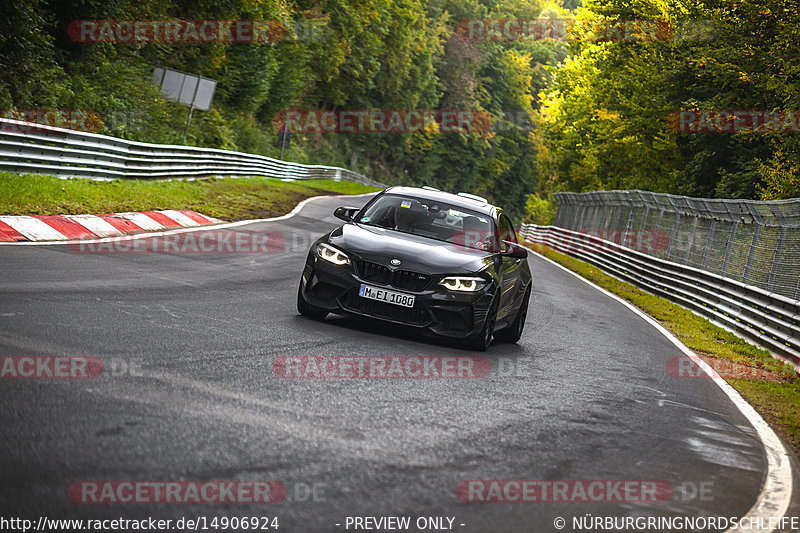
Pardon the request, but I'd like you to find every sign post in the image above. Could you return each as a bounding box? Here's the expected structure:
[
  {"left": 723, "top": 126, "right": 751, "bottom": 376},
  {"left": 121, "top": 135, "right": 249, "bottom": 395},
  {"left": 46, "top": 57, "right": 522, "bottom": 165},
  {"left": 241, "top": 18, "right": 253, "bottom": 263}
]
[
  {"left": 278, "top": 123, "right": 291, "bottom": 160},
  {"left": 184, "top": 106, "right": 195, "bottom": 139}
]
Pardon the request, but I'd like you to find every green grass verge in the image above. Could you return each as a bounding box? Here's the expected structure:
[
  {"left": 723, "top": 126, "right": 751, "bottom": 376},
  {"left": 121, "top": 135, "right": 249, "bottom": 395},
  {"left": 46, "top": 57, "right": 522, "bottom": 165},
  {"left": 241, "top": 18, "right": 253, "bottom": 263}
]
[
  {"left": 0, "top": 172, "right": 380, "bottom": 221},
  {"left": 729, "top": 379, "right": 800, "bottom": 454},
  {"left": 526, "top": 242, "right": 800, "bottom": 457}
]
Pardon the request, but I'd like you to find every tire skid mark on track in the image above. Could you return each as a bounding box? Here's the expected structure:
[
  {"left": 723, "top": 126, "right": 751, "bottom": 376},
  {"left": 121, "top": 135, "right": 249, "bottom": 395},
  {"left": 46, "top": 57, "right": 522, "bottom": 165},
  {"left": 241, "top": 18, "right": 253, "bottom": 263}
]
[{"left": 82, "top": 370, "right": 437, "bottom": 461}]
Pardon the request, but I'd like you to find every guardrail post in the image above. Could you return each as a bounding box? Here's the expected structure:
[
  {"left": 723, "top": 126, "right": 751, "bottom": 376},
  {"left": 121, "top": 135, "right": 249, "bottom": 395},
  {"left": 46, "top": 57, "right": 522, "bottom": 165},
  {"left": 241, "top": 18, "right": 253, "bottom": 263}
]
[
  {"left": 654, "top": 207, "right": 665, "bottom": 235},
  {"left": 767, "top": 226, "right": 787, "bottom": 291},
  {"left": 571, "top": 198, "right": 583, "bottom": 229},
  {"left": 742, "top": 223, "right": 761, "bottom": 285},
  {"left": 607, "top": 203, "right": 618, "bottom": 233},
  {"left": 576, "top": 202, "right": 587, "bottom": 230},
  {"left": 588, "top": 193, "right": 597, "bottom": 231},
  {"left": 623, "top": 191, "right": 635, "bottom": 236},
  {"left": 768, "top": 205, "right": 789, "bottom": 293},
  {"left": 559, "top": 199, "right": 570, "bottom": 229},
  {"left": 638, "top": 191, "right": 651, "bottom": 232},
  {"left": 683, "top": 216, "right": 699, "bottom": 265},
  {"left": 553, "top": 194, "right": 566, "bottom": 227},
  {"left": 559, "top": 205, "right": 570, "bottom": 229},
  {"left": 665, "top": 207, "right": 681, "bottom": 260},
  {"left": 721, "top": 221, "right": 738, "bottom": 277},
  {"left": 702, "top": 219, "right": 716, "bottom": 269}
]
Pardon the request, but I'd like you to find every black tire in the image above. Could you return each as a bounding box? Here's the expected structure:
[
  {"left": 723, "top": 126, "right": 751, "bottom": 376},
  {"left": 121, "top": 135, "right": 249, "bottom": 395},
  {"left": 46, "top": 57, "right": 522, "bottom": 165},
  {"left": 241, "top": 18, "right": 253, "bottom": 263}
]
[
  {"left": 495, "top": 286, "right": 531, "bottom": 343},
  {"left": 466, "top": 299, "right": 497, "bottom": 352},
  {"left": 297, "top": 281, "right": 328, "bottom": 320}
]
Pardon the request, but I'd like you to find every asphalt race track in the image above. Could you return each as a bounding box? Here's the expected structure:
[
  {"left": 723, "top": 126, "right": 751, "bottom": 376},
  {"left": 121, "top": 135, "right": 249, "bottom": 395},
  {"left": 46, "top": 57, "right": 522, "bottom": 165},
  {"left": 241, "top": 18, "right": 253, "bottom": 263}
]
[{"left": 0, "top": 194, "right": 796, "bottom": 532}]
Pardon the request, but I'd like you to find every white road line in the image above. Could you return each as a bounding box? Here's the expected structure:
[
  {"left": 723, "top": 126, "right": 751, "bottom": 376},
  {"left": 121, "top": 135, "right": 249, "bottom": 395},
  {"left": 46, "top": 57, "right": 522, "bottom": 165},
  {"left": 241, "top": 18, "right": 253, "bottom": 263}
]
[
  {"left": 63, "top": 214, "right": 122, "bottom": 237},
  {"left": 0, "top": 192, "right": 377, "bottom": 246},
  {"left": 0, "top": 216, "right": 67, "bottom": 241},
  {"left": 527, "top": 248, "right": 793, "bottom": 533}
]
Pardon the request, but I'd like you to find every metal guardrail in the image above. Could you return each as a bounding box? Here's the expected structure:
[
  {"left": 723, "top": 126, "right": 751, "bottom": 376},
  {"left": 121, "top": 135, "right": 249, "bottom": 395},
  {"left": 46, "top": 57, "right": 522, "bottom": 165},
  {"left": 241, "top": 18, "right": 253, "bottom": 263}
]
[
  {"left": 520, "top": 224, "right": 800, "bottom": 368},
  {"left": 553, "top": 190, "right": 800, "bottom": 301},
  {"left": 0, "top": 118, "right": 385, "bottom": 188}
]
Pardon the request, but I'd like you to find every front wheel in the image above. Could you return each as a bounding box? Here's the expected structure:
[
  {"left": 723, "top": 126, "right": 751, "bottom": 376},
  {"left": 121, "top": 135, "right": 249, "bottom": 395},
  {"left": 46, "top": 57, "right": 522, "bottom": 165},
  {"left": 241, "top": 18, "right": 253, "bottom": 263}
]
[
  {"left": 495, "top": 286, "right": 531, "bottom": 343},
  {"left": 466, "top": 301, "right": 497, "bottom": 352},
  {"left": 297, "top": 281, "right": 328, "bottom": 320}
]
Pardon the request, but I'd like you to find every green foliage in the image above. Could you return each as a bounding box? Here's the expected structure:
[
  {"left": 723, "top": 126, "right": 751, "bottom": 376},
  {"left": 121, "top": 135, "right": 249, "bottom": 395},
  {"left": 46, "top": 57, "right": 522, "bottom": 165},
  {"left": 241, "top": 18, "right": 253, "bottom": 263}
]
[
  {"left": 0, "top": 0, "right": 578, "bottom": 222},
  {"left": 759, "top": 147, "right": 800, "bottom": 200},
  {"left": 524, "top": 192, "right": 556, "bottom": 224},
  {"left": 0, "top": 0, "right": 69, "bottom": 108},
  {"left": 536, "top": 0, "right": 800, "bottom": 200},
  {"left": 7, "top": 0, "right": 799, "bottom": 218}
]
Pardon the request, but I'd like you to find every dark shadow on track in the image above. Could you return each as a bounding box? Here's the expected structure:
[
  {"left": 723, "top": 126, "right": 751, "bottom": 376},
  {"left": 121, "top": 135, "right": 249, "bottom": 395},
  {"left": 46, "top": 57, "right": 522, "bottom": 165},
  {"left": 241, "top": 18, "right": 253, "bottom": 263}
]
[{"left": 292, "top": 312, "right": 531, "bottom": 356}]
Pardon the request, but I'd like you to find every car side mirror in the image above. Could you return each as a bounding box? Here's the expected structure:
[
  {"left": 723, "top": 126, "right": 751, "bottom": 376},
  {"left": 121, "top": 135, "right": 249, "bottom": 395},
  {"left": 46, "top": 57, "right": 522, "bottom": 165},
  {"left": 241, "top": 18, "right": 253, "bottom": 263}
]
[
  {"left": 334, "top": 206, "right": 360, "bottom": 222},
  {"left": 501, "top": 241, "right": 528, "bottom": 259}
]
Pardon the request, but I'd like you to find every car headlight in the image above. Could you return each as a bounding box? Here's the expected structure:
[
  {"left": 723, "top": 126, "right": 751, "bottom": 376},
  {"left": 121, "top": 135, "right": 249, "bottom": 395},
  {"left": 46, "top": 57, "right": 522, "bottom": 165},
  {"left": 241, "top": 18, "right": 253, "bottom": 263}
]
[
  {"left": 316, "top": 243, "right": 351, "bottom": 266},
  {"left": 439, "top": 276, "right": 488, "bottom": 292}
]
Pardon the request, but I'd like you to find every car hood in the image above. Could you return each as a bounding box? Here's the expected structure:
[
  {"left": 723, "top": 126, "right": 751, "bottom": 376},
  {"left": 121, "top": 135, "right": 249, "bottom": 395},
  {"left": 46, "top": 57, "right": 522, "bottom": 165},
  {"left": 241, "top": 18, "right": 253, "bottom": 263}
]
[{"left": 327, "top": 223, "right": 493, "bottom": 275}]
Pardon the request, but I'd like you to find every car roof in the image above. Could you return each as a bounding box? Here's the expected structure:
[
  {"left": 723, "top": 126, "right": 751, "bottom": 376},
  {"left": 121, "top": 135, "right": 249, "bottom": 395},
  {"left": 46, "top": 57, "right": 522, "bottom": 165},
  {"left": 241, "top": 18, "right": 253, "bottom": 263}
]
[{"left": 382, "top": 186, "right": 497, "bottom": 217}]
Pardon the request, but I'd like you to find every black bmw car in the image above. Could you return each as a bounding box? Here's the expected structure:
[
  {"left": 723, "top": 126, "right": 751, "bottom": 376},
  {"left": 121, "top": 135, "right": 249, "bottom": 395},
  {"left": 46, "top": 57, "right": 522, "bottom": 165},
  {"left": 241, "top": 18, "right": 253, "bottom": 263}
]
[{"left": 297, "top": 186, "right": 532, "bottom": 351}]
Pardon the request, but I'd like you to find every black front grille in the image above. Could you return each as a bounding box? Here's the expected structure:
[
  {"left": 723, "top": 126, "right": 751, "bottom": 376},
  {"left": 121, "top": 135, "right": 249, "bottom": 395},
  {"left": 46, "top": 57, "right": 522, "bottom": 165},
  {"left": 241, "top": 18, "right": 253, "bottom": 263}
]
[
  {"left": 358, "top": 261, "right": 391, "bottom": 284},
  {"left": 357, "top": 261, "right": 430, "bottom": 292},
  {"left": 343, "top": 290, "right": 429, "bottom": 325},
  {"left": 392, "top": 270, "right": 430, "bottom": 292}
]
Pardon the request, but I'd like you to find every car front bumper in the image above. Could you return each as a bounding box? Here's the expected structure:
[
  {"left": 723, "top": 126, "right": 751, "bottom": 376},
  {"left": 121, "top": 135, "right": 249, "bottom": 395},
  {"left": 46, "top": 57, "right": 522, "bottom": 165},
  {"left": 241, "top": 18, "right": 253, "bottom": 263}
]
[{"left": 299, "top": 252, "right": 496, "bottom": 341}]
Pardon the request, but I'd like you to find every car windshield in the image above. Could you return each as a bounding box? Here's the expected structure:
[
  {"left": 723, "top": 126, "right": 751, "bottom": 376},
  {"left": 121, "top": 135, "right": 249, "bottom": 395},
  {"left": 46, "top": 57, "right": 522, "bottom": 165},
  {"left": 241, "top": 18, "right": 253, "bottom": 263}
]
[{"left": 357, "top": 194, "right": 497, "bottom": 252}]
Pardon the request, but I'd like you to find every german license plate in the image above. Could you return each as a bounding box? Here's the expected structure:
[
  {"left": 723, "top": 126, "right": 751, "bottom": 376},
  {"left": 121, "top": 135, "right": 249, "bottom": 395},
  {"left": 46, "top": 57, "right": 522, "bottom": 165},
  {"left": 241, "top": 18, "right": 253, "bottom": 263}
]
[{"left": 359, "top": 284, "right": 415, "bottom": 307}]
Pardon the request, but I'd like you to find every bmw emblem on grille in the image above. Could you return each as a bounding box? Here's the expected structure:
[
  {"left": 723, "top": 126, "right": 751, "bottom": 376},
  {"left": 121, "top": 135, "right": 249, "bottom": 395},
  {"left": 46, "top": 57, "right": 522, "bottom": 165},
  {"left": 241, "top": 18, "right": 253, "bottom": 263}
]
[{"left": 390, "top": 259, "right": 401, "bottom": 266}]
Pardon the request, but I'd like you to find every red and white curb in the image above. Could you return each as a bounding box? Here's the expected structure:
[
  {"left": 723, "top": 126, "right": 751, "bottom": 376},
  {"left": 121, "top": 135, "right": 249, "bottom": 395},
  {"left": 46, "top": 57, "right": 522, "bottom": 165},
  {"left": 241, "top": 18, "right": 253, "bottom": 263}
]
[
  {"left": 0, "top": 192, "right": 378, "bottom": 246},
  {"left": 0, "top": 210, "right": 222, "bottom": 242}
]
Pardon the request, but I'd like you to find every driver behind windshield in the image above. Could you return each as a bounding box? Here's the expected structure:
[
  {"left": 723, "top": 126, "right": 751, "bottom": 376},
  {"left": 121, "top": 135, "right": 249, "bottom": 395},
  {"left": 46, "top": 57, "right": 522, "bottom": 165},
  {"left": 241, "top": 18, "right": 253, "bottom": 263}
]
[{"left": 392, "top": 200, "right": 424, "bottom": 232}]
